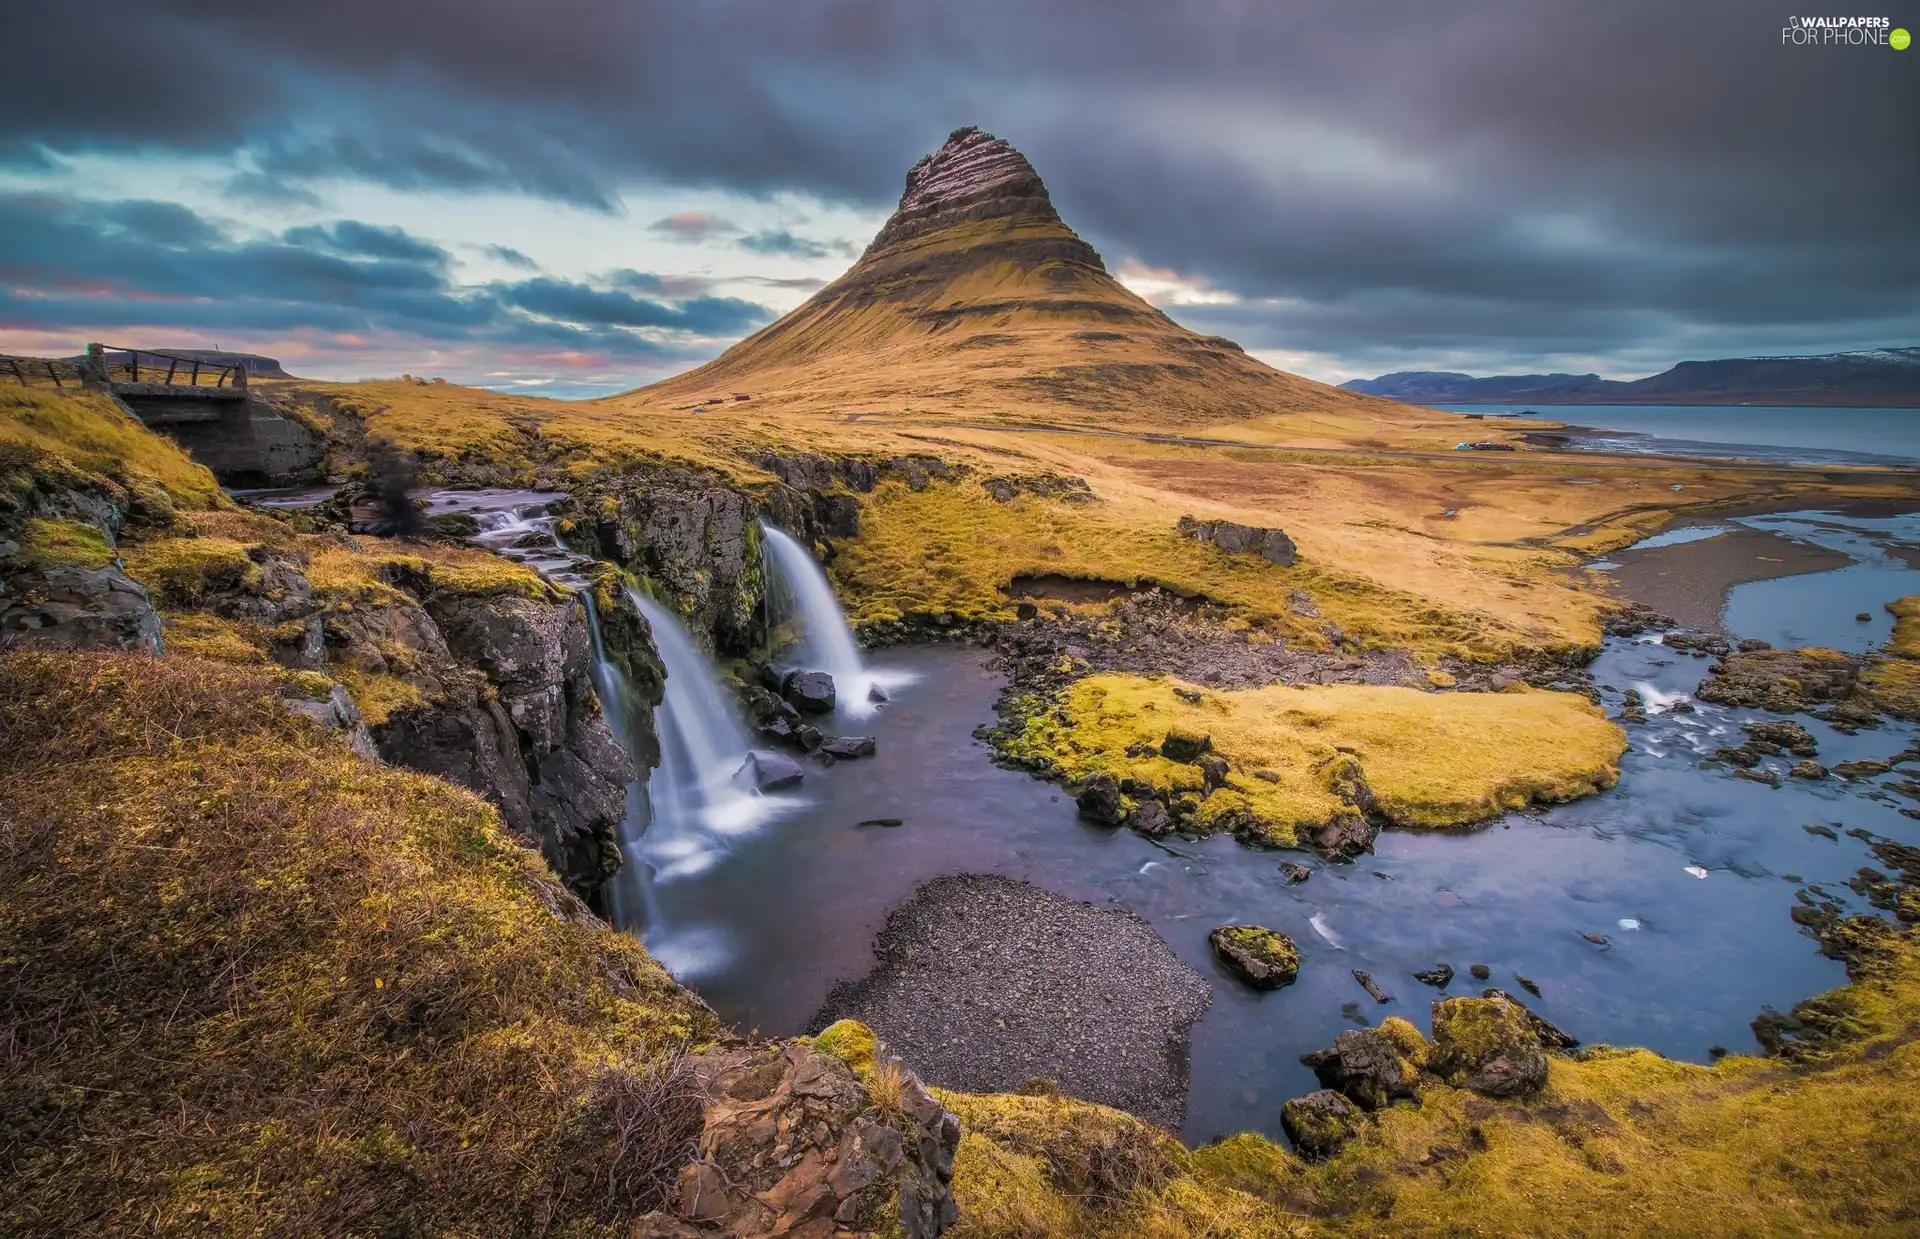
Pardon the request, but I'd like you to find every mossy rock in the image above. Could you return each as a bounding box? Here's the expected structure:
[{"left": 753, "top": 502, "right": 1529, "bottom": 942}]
[
  {"left": 1429, "top": 995, "right": 1549, "bottom": 1097},
  {"left": 1280, "top": 1089, "right": 1359, "bottom": 1162},
  {"left": 1161, "top": 725, "right": 1213, "bottom": 763},
  {"left": 1209, "top": 924, "right": 1300, "bottom": 989}
]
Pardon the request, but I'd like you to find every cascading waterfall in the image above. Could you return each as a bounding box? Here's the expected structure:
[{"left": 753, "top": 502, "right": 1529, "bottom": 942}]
[
  {"left": 626, "top": 590, "right": 795, "bottom": 875},
  {"left": 759, "top": 522, "right": 899, "bottom": 715}
]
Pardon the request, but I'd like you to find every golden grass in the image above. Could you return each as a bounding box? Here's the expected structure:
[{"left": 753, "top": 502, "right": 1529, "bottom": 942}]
[
  {"left": 0, "top": 650, "right": 715, "bottom": 1237},
  {"left": 1004, "top": 673, "right": 1624, "bottom": 844},
  {"left": 932, "top": 928, "right": 1920, "bottom": 1239},
  {"left": 1886, "top": 595, "right": 1920, "bottom": 658},
  {"left": 121, "top": 535, "right": 260, "bottom": 605},
  {"left": 0, "top": 386, "right": 223, "bottom": 509}
]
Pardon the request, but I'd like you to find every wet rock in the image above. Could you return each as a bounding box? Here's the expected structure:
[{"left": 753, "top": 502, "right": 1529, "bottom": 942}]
[
  {"left": 636, "top": 1041, "right": 958, "bottom": 1239},
  {"left": 1352, "top": 970, "right": 1393, "bottom": 1004},
  {"left": 1481, "top": 988, "right": 1580, "bottom": 1049},
  {"left": 1177, "top": 514, "right": 1297, "bottom": 567},
  {"left": 858, "top": 818, "right": 905, "bottom": 828},
  {"left": 868, "top": 682, "right": 890, "bottom": 703},
  {"left": 1583, "top": 932, "right": 1610, "bottom": 946},
  {"left": 1618, "top": 706, "right": 1648, "bottom": 724},
  {"left": 1735, "top": 768, "right": 1783, "bottom": 788},
  {"left": 1414, "top": 964, "right": 1455, "bottom": 989},
  {"left": 1301, "top": 1027, "right": 1422, "bottom": 1111},
  {"left": 1160, "top": 726, "right": 1213, "bottom": 763},
  {"left": 1429, "top": 995, "right": 1551, "bottom": 1097},
  {"left": 1131, "top": 798, "right": 1173, "bottom": 837},
  {"left": 1832, "top": 758, "right": 1892, "bottom": 778},
  {"left": 1280, "top": 1090, "right": 1360, "bottom": 1162},
  {"left": 1857, "top": 612, "right": 1874, "bottom": 622},
  {"left": 1743, "top": 719, "right": 1818, "bottom": 757},
  {"left": 1514, "top": 975, "right": 1542, "bottom": 998},
  {"left": 1789, "top": 759, "right": 1829, "bottom": 780},
  {"left": 1696, "top": 648, "right": 1860, "bottom": 713},
  {"left": 737, "top": 749, "right": 805, "bottom": 792},
  {"left": 1710, "top": 744, "right": 1763, "bottom": 769},
  {"left": 782, "top": 668, "right": 837, "bottom": 715},
  {"left": 1209, "top": 924, "right": 1301, "bottom": 989},
  {"left": 1279, "top": 861, "right": 1313, "bottom": 885},
  {"left": 821, "top": 734, "right": 877, "bottom": 759},
  {"left": 1469, "top": 964, "right": 1492, "bottom": 981},
  {"left": 757, "top": 716, "right": 797, "bottom": 747},
  {"left": 795, "top": 723, "right": 823, "bottom": 751},
  {"left": 1075, "top": 773, "right": 1126, "bottom": 826}
]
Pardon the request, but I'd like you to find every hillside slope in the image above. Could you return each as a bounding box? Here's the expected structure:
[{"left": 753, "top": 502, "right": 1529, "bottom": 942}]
[{"left": 603, "top": 127, "right": 1404, "bottom": 430}]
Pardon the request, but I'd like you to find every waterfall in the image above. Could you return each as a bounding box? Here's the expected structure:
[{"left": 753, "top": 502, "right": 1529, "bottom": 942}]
[
  {"left": 759, "top": 522, "right": 896, "bottom": 715},
  {"left": 626, "top": 589, "right": 795, "bottom": 882}
]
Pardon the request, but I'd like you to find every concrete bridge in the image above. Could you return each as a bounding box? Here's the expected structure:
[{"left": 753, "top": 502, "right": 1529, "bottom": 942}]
[{"left": 4, "top": 343, "right": 329, "bottom": 486}]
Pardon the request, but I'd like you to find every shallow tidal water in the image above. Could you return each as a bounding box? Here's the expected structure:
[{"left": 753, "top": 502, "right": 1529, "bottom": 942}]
[{"left": 641, "top": 628, "right": 1919, "bottom": 1145}]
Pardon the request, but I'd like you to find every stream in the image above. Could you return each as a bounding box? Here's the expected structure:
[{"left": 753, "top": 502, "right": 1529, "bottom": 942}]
[{"left": 368, "top": 489, "right": 1920, "bottom": 1146}]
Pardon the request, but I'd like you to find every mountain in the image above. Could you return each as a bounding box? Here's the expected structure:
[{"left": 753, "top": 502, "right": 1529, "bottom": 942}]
[
  {"left": 605, "top": 127, "right": 1395, "bottom": 428},
  {"left": 1342, "top": 349, "right": 1920, "bottom": 407},
  {"left": 1343, "top": 371, "right": 1601, "bottom": 403}
]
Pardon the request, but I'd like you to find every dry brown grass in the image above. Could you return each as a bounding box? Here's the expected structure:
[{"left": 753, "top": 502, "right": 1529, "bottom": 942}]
[{"left": 0, "top": 650, "right": 715, "bottom": 1237}]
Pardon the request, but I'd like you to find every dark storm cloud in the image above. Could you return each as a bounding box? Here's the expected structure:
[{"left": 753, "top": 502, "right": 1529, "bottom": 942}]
[
  {"left": 0, "top": 193, "right": 770, "bottom": 360},
  {"left": 4, "top": 0, "right": 1916, "bottom": 372},
  {"left": 737, "top": 230, "right": 850, "bottom": 260},
  {"left": 484, "top": 245, "right": 540, "bottom": 270}
]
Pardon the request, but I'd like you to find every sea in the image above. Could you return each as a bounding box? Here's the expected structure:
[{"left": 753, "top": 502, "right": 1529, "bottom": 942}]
[{"left": 1435, "top": 404, "right": 1920, "bottom": 468}]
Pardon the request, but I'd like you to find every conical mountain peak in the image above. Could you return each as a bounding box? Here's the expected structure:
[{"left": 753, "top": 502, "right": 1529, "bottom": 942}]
[
  {"left": 609, "top": 128, "right": 1386, "bottom": 430},
  {"left": 868, "top": 126, "right": 1083, "bottom": 258}
]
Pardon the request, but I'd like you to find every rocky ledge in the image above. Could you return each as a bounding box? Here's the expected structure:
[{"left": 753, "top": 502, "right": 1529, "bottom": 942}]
[{"left": 810, "top": 874, "right": 1212, "bottom": 1129}]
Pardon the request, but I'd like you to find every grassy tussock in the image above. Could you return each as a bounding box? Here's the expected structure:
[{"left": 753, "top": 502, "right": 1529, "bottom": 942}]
[
  {"left": 121, "top": 535, "right": 260, "bottom": 604},
  {"left": 1007, "top": 673, "right": 1624, "bottom": 843},
  {"left": 0, "top": 387, "right": 223, "bottom": 509},
  {"left": 0, "top": 651, "right": 716, "bottom": 1237}
]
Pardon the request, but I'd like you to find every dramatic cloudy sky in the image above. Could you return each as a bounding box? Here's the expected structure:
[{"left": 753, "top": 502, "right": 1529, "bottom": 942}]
[{"left": 3, "top": 1, "right": 1915, "bottom": 396}]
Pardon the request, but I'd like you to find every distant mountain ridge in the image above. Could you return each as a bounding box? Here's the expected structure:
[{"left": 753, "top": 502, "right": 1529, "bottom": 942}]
[{"left": 1342, "top": 348, "right": 1920, "bottom": 407}]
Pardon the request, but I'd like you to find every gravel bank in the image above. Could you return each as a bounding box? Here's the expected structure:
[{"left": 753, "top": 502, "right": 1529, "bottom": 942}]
[{"left": 810, "top": 873, "right": 1212, "bottom": 1129}]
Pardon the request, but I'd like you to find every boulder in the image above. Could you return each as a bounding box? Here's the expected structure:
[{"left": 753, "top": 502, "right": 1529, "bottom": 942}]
[
  {"left": 1414, "top": 964, "right": 1455, "bottom": 989},
  {"left": 1209, "top": 924, "right": 1300, "bottom": 989},
  {"left": 1429, "top": 995, "right": 1551, "bottom": 1097},
  {"left": 1160, "top": 726, "right": 1213, "bottom": 763},
  {"left": 1742, "top": 719, "right": 1818, "bottom": 757},
  {"left": 1075, "top": 773, "right": 1127, "bottom": 826},
  {"left": 1177, "top": 514, "right": 1297, "bottom": 567},
  {"left": 1279, "top": 861, "right": 1313, "bottom": 885},
  {"left": 1280, "top": 1090, "right": 1359, "bottom": 1162},
  {"left": 1130, "top": 798, "right": 1173, "bottom": 837},
  {"left": 1479, "top": 988, "right": 1580, "bottom": 1049},
  {"left": 736, "top": 749, "right": 805, "bottom": 792},
  {"left": 1833, "top": 758, "right": 1892, "bottom": 778},
  {"left": 795, "top": 723, "right": 824, "bottom": 751},
  {"left": 1790, "top": 759, "right": 1829, "bottom": 780},
  {"left": 821, "top": 734, "right": 877, "bottom": 759},
  {"left": 868, "top": 682, "right": 891, "bottom": 703},
  {"left": 632, "top": 1041, "right": 958, "bottom": 1239},
  {"left": 0, "top": 564, "right": 163, "bottom": 654},
  {"left": 1197, "top": 753, "right": 1231, "bottom": 790},
  {"left": 783, "top": 669, "right": 837, "bottom": 715},
  {"left": 1300, "top": 1027, "right": 1422, "bottom": 1111}
]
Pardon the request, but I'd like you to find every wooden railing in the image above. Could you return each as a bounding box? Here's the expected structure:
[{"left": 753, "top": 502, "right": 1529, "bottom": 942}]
[
  {"left": 1, "top": 354, "right": 77, "bottom": 389},
  {"left": 91, "top": 343, "right": 245, "bottom": 389}
]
